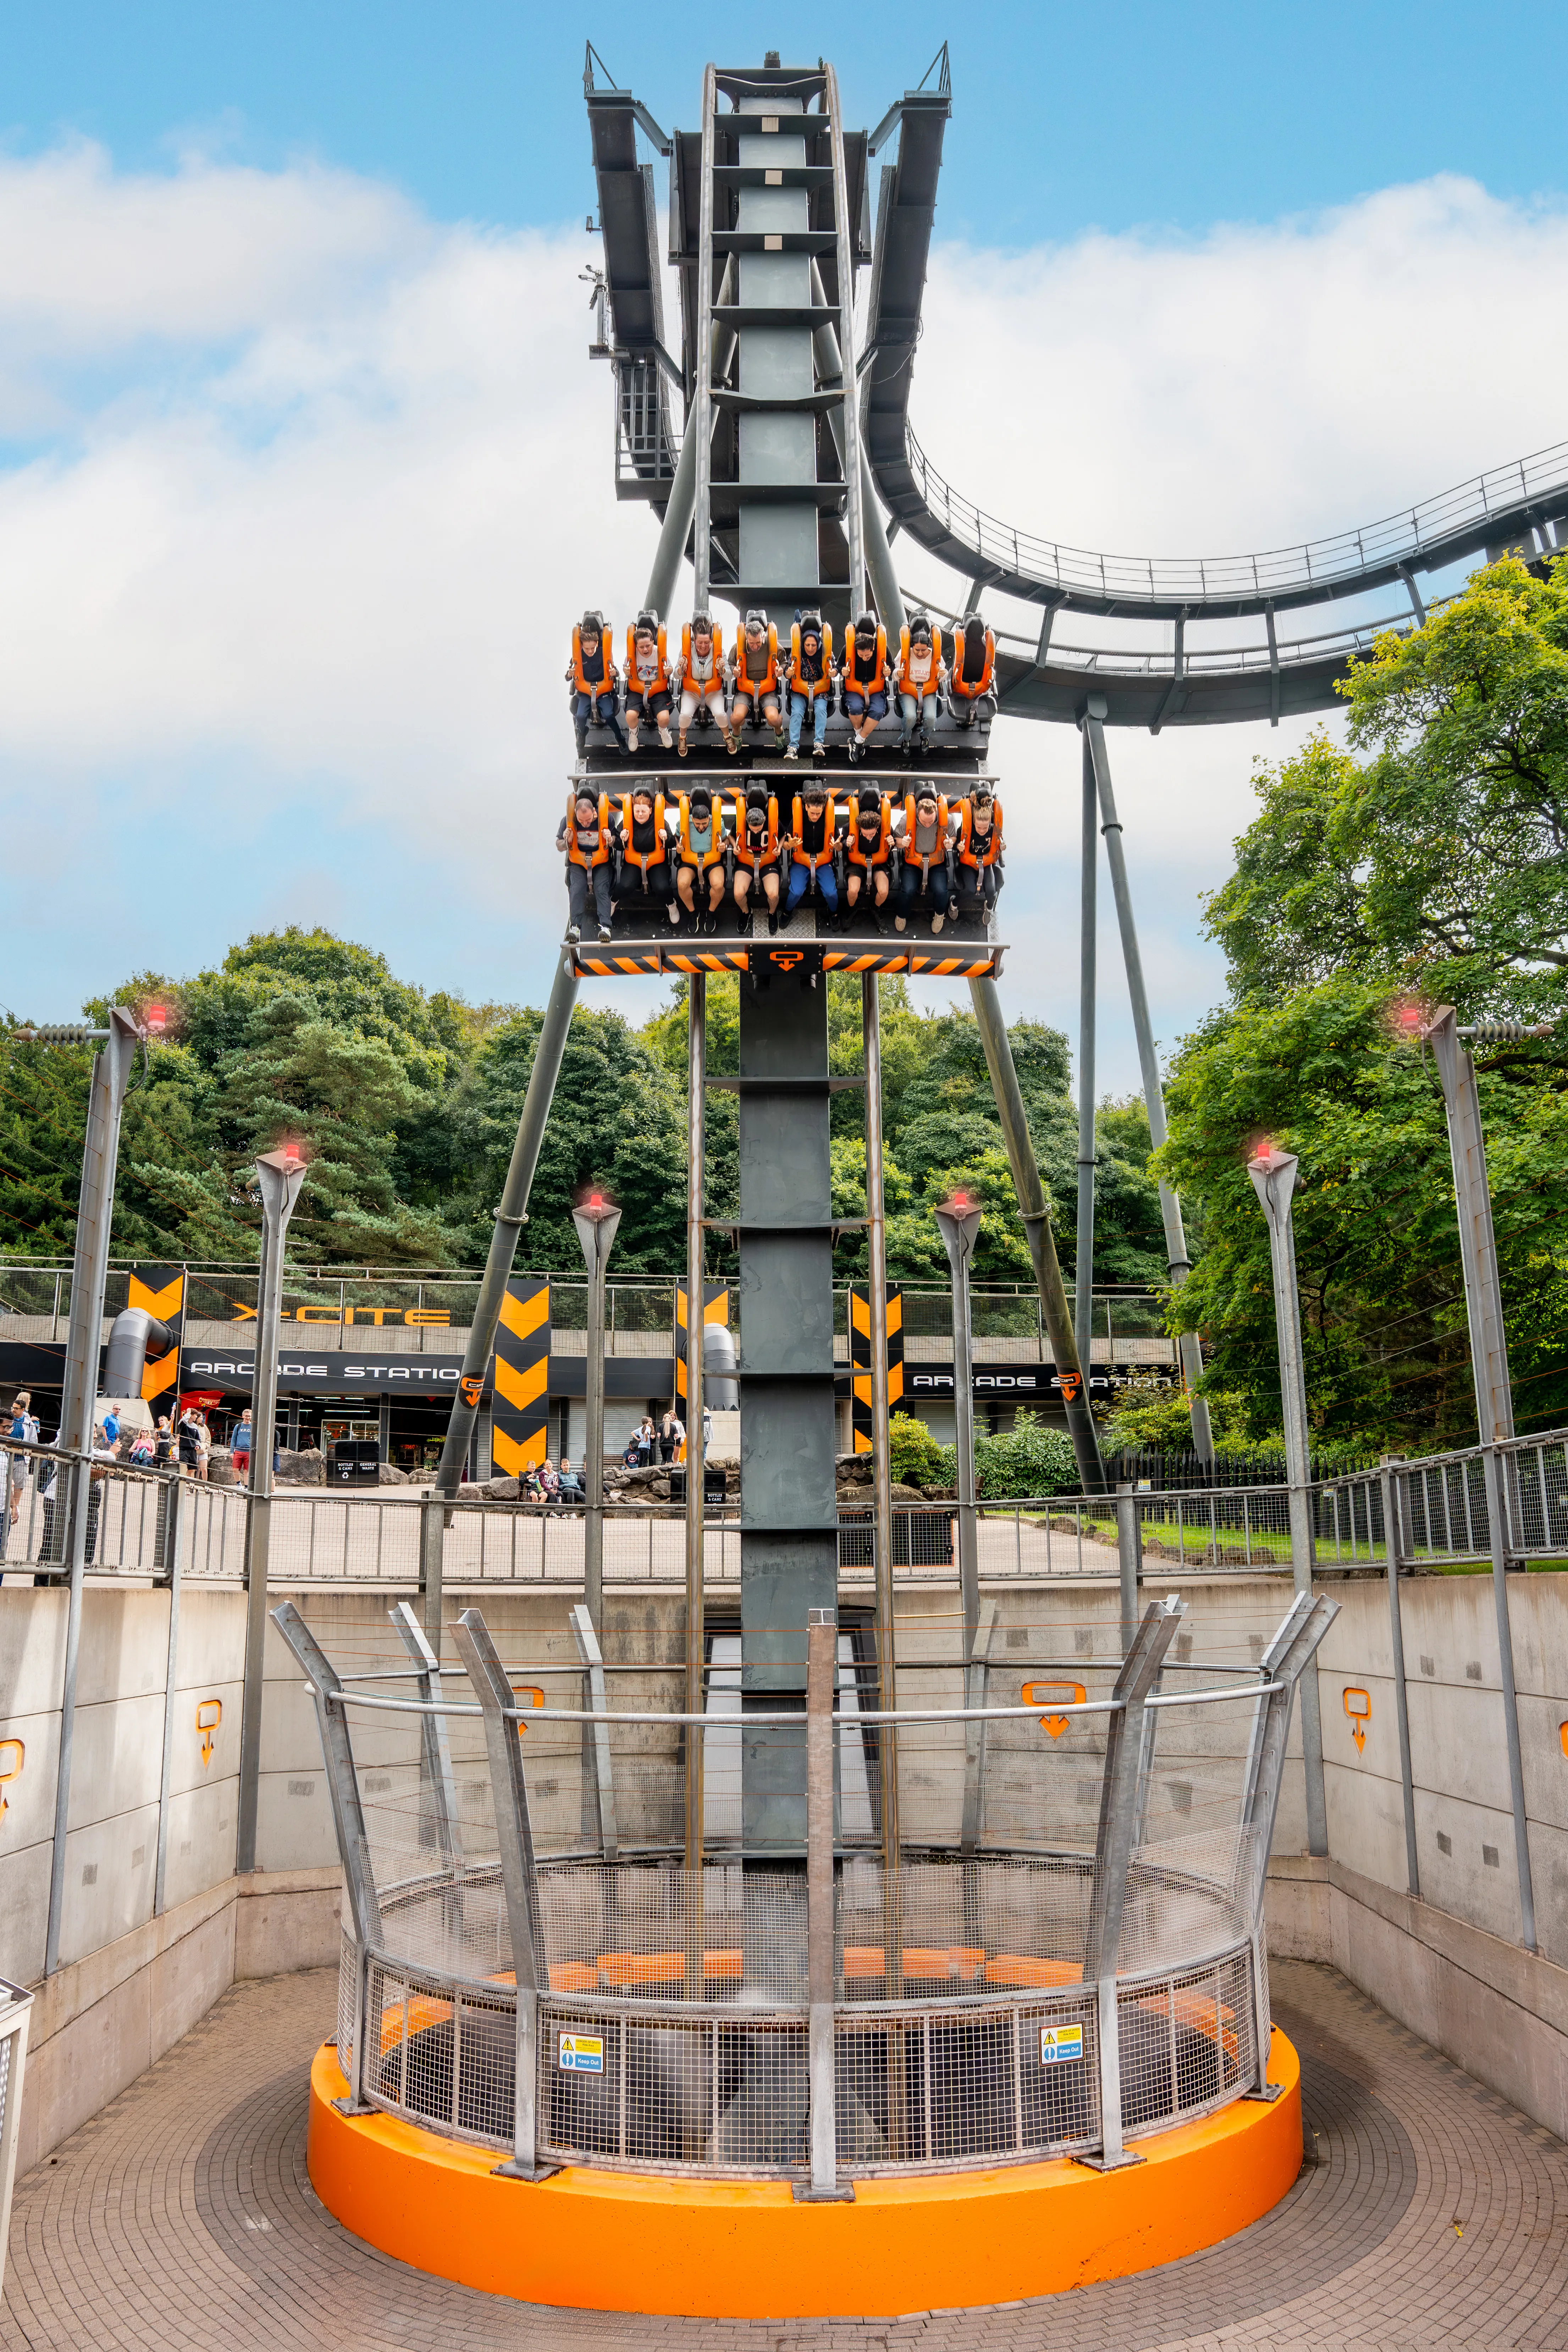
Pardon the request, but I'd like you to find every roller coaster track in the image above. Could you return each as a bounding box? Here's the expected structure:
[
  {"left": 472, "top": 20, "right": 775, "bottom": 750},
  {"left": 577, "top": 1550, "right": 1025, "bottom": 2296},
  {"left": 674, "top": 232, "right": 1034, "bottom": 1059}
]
[
  {"left": 588, "top": 45, "right": 1568, "bottom": 729},
  {"left": 860, "top": 68, "right": 1568, "bottom": 726}
]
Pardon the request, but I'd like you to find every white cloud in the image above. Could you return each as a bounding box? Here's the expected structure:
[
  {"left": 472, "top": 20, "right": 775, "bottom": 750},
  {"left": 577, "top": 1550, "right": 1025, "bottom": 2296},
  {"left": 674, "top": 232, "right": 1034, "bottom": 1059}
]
[{"left": 0, "top": 150, "right": 1560, "bottom": 1064}]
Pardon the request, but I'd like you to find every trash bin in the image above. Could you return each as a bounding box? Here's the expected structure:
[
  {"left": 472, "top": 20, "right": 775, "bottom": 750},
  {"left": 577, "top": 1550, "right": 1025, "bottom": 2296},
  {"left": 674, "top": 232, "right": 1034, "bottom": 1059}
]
[
  {"left": 667, "top": 1465, "right": 728, "bottom": 1506},
  {"left": 331, "top": 1440, "right": 381, "bottom": 1487}
]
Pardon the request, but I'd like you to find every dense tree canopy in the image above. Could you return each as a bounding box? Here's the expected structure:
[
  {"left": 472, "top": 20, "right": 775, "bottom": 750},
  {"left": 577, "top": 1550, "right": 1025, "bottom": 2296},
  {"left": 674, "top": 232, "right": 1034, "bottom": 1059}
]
[
  {"left": 5, "top": 943, "right": 1164, "bottom": 1299},
  {"left": 1164, "top": 557, "right": 1568, "bottom": 1450}
]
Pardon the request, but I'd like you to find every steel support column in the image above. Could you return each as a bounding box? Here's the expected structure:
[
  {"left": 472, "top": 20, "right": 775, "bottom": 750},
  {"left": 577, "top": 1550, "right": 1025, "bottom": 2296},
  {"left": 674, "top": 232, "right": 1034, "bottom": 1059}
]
[
  {"left": 1081, "top": 700, "right": 1213, "bottom": 1462},
  {"left": 968, "top": 976, "right": 1105, "bottom": 1491},
  {"left": 451, "top": 1608, "right": 551, "bottom": 2179},
  {"left": 1076, "top": 728, "right": 1097, "bottom": 1376},
  {"left": 421, "top": 954, "right": 579, "bottom": 1650},
  {"left": 1246, "top": 1148, "right": 1328, "bottom": 1858},
  {"left": 795, "top": 1607, "right": 852, "bottom": 2202},
  {"left": 44, "top": 1007, "right": 138, "bottom": 1977},
  {"left": 238, "top": 1144, "right": 308, "bottom": 1876},
  {"left": 1378, "top": 1464, "right": 1420, "bottom": 1900},
  {"left": 862, "top": 974, "right": 901, "bottom": 1991},
  {"left": 1082, "top": 1594, "right": 1187, "bottom": 2168},
  {"left": 684, "top": 977, "right": 706, "bottom": 1885}
]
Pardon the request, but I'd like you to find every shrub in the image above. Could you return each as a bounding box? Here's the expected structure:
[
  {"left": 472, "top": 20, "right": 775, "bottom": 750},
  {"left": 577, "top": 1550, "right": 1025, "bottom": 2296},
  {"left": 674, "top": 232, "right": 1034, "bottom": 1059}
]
[
  {"left": 887, "top": 1411, "right": 952, "bottom": 1488},
  {"left": 973, "top": 1410, "right": 1077, "bottom": 1499}
]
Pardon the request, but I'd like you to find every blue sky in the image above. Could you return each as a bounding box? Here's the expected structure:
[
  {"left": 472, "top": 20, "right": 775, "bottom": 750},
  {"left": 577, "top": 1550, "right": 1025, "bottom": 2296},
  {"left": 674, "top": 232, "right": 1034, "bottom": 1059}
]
[
  {"left": 7, "top": 4, "right": 1566, "bottom": 243},
  {"left": 0, "top": 7, "right": 1565, "bottom": 1084}
]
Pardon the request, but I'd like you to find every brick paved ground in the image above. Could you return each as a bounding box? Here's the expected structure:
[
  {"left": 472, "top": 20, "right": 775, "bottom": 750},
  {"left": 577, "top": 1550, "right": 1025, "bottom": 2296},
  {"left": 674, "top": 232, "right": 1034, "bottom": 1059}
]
[{"left": 3, "top": 1958, "right": 1565, "bottom": 2351}]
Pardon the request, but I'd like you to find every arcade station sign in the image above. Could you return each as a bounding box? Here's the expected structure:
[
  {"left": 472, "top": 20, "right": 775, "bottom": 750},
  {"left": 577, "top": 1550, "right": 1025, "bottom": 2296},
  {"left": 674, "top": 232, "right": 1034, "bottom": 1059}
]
[
  {"left": 904, "top": 1366, "right": 1171, "bottom": 1401},
  {"left": 180, "top": 1351, "right": 466, "bottom": 1398}
]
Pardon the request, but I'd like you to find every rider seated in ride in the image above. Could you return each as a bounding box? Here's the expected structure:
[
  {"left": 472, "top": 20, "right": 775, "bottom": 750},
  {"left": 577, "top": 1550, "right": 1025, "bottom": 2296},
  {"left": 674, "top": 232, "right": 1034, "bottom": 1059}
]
[
  {"left": 567, "top": 611, "right": 625, "bottom": 757},
  {"left": 845, "top": 785, "right": 894, "bottom": 931},
  {"left": 949, "top": 611, "right": 996, "bottom": 728},
  {"left": 733, "top": 783, "right": 784, "bottom": 934},
  {"left": 893, "top": 783, "right": 954, "bottom": 935},
  {"left": 624, "top": 611, "right": 674, "bottom": 753},
  {"left": 557, "top": 784, "right": 615, "bottom": 942},
  {"left": 841, "top": 612, "right": 889, "bottom": 762},
  {"left": 613, "top": 784, "right": 678, "bottom": 926},
  {"left": 782, "top": 779, "right": 843, "bottom": 926},
  {"left": 785, "top": 609, "right": 834, "bottom": 763},
  {"left": 895, "top": 612, "right": 944, "bottom": 756},
  {"left": 676, "top": 612, "right": 731, "bottom": 758},
  {"left": 731, "top": 610, "right": 785, "bottom": 746},
  {"left": 953, "top": 782, "right": 1004, "bottom": 918},
  {"left": 675, "top": 783, "right": 729, "bottom": 933}
]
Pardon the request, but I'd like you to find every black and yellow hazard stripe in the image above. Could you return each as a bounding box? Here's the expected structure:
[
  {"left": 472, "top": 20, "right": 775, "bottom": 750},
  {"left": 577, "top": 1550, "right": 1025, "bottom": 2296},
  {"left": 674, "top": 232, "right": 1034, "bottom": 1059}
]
[
  {"left": 129, "top": 1263, "right": 184, "bottom": 1407},
  {"left": 675, "top": 1281, "right": 729, "bottom": 1408},
  {"left": 849, "top": 1283, "right": 903, "bottom": 1453},
  {"left": 491, "top": 1277, "right": 550, "bottom": 1475}
]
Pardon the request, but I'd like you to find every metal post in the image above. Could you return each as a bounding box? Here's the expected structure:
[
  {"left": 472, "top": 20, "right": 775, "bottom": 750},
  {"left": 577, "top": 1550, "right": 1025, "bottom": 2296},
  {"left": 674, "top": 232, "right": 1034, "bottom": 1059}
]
[
  {"left": 795, "top": 1607, "right": 851, "bottom": 2201},
  {"left": 450, "top": 1608, "right": 552, "bottom": 2179},
  {"left": 959, "top": 1596, "right": 997, "bottom": 1862},
  {"left": 421, "top": 955, "right": 580, "bottom": 1646},
  {"left": 1377, "top": 1466, "right": 1420, "bottom": 1900},
  {"left": 569, "top": 1601, "right": 619, "bottom": 1860},
  {"left": 1233, "top": 1593, "right": 1338, "bottom": 2092},
  {"left": 691, "top": 64, "right": 717, "bottom": 610},
  {"left": 862, "top": 975, "right": 901, "bottom": 1998},
  {"left": 269, "top": 1602, "right": 385, "bottom": 2111},
  {"left": 684, "top": 976, "right": 706, "bottom": 1883},
  {"left": 573, "top": 1192, "right": 622, "bottom": 1631},
  {"left": 645, "top": 260, "right": 734, "bottom": 619},
  {"left": 1081, "top": 700, "right": 1213, "bottom": 1461},
  {"left": 390, "top": 1600, "right": 461, "bottom": 1875},
  {"left": 1425, "top": 1008, "right": 1514, "bottom": 1445},
  {"left": 1081, "top": 1594, "right": 1187, "bottom": 2168},
  {"left": 1076, "top": 728, "right": 1097, "bottom": 1377},
  {"left": 968, "top": 975, "right": 1106, "bottom": 1491},
  {"left": 933, "top": 1192, "right": 983, "bottom": 1657},
  {"left": 1481, "top": 1445, "right": 1537, "bottom": 1949},
  {"left": 807, "top": 259, "right": 905, "bottom": 634},
  {"left": 153, "top": 1475, "right": 184, "bottom": 1917},
  {"left": 1114, "top": 1484, "right": 1141, "bottom": 1653},
  {"left": 44, "top": 1006, "right": 140, "bottom": 1977},
  {"left": 1246, "top": 1147, "right": 1329, "bottom": 1858},
  {"left": 237, "top": 1145, "right": 307, "bottom": 1876}
]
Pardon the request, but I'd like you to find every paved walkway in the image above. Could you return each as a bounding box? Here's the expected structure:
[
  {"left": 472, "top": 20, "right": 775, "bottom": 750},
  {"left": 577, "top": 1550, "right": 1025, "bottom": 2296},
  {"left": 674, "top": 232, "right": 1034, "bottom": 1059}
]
[{"left": 3, "top": 1959, "right": 1565, "bottom": 2350}]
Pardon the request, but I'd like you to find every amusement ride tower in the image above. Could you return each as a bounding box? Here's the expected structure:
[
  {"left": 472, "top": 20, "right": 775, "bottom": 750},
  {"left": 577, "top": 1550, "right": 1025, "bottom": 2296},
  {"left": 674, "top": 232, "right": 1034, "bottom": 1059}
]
[{"left": 283, "top": 44, "right": 1568, "bottom": 2319}]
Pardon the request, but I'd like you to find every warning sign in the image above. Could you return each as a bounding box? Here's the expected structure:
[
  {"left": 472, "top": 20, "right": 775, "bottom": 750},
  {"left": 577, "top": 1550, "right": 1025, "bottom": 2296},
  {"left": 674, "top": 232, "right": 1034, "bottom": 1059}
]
[
  {"left": 558, "top": 2031, "right": 604, "bottom": 2074},
  {"left": 1039, "top": 2024, "right": 1084, "bottom": 2065}
]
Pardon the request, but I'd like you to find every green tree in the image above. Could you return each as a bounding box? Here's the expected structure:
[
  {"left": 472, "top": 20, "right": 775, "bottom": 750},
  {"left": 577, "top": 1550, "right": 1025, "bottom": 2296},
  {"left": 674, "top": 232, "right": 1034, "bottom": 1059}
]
[{"left": 1207, "top": 557, "right": 1568, "bottom": 1021}]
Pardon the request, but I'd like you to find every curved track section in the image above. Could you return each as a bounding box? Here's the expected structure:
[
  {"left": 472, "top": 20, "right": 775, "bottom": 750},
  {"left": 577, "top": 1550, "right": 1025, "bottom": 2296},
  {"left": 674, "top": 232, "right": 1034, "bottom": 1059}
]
[
  {"left": 861, "top": 78, "right": 1568, "bottom": 722},
  {"left": 6, "top": 1960, "right": 1568, "bottom": 2348}
]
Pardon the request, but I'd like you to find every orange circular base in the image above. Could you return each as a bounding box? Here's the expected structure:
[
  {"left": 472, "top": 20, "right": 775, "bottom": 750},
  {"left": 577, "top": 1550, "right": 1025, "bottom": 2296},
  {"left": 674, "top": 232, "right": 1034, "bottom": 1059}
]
[{"left": 308, "top": 2034, "right": 1302, "bottom": 2319}]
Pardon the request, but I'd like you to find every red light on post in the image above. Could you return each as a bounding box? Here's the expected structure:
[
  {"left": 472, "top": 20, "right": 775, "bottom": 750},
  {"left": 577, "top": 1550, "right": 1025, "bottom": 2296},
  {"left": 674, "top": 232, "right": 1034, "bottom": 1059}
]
[
  {"left": 282, "top": 1141, "right": 302, "bottom": 1164},
  {"left": 144, "top": 1002, "right": 167, "bottom": 1035}
]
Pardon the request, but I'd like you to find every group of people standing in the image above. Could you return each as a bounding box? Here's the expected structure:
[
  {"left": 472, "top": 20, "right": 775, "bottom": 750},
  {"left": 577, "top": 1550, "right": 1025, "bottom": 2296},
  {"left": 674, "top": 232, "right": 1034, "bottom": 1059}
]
[
  {"left": 568, "top": 607, "right": 996, "bottom": 763},
  {"left": 623, "top": 1407, "right": 687, "bottom": 1468},
  {"left": 561, "top": 775, "right": 1002, "bottom": 939}
]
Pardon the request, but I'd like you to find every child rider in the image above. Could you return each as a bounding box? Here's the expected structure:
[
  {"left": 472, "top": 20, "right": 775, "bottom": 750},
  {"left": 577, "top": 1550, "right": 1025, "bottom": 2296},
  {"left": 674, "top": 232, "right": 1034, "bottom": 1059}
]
[
  {"left": 557, "top": 785, "right": 615, "bottom": 942},
  {"left": 733, "top": 784, "right": 783, "bottom": 934},
  {"left": 624, "top": 610, "right": 675, "bottom": 754},
  {"left": 675, "top": 783, "right": 729, "bottom": 933},
  {"left": 567, "top": 611, "right": 625, "bottom": 758}
]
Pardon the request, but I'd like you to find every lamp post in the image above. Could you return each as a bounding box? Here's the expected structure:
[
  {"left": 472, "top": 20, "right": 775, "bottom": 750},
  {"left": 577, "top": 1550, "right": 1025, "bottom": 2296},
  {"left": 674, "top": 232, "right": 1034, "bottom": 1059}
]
[
  {"left": 573, "top": 1188, "right": 622, "bottom": 1632},
  {"left": 1245, "top": 1145, "right": 1328, "bottom": 1858},
  {"left": 237, "top": 1142, "right": 308, "bottom": 1874},
  {"left": 933, "top": 1189, "right": 983, "bottom": 1656}
]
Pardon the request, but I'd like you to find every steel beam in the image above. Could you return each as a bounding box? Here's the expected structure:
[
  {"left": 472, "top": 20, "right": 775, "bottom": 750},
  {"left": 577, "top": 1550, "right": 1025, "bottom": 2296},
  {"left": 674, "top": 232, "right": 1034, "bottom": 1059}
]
[
  {"left": 1076, "top": 727, "right": 1097, "bottom": 1377},
  {"left": 1081, "top": 700, "right": 1213, "bottom": 1461},
  {"left": 968, "top": 976, "right": 1105, "bottom": 1491},
  {"left": 421, "top": 954, "right": 579, "bottom": 1648},
  {"left": 1246, "top": 1148, "right": 1328, "bottom": 1857},
  {"left": 684, "top": 976, "right": 707, "bottom": 1888},
  {"left": 45, "top": 1008, "right": 140, "bottom": 1978}
]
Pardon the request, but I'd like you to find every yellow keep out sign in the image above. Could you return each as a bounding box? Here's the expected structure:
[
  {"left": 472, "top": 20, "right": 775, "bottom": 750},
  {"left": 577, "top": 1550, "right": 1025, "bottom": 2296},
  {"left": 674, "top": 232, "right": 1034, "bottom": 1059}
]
[
  {"left": 559, "top": 2032, "right": 605, "bottom": 2075},
  {"left": 1039, "top": 2024, "right": 1084, "bottom": 2065}
]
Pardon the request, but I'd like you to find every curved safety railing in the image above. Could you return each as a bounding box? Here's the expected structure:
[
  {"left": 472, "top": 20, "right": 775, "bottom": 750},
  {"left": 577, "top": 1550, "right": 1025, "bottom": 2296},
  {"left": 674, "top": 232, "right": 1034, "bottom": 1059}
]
[{"left": 279, "top": 1586, "right": 1334, "bottom": 2190}]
